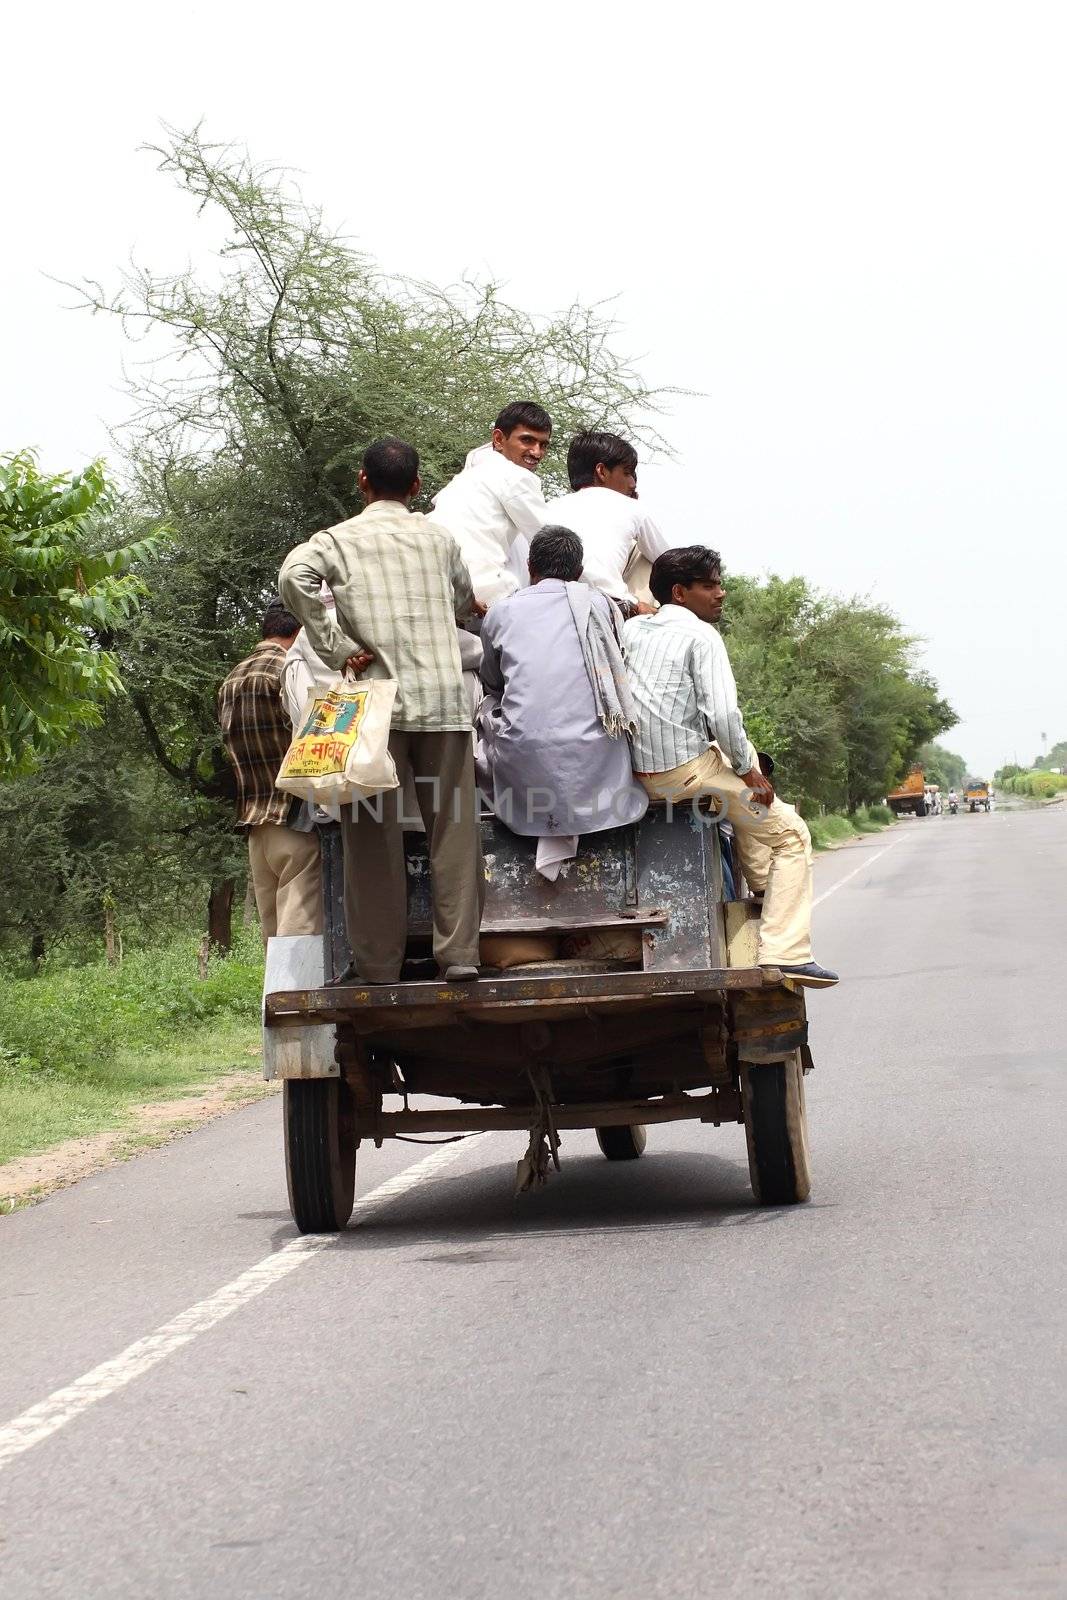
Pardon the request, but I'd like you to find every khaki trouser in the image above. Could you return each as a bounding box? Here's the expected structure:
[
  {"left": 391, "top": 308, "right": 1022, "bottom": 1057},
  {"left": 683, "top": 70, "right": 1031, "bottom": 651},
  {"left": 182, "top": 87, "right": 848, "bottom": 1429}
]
[
  {"left": 637, "top": 747, "right": 813, "bottom": 966},
  {"left": 340, "top": 730, "right": 485, "bottom": 982},
  {"left": 247, "top": 823, "right": 323, "bottom": 946}
]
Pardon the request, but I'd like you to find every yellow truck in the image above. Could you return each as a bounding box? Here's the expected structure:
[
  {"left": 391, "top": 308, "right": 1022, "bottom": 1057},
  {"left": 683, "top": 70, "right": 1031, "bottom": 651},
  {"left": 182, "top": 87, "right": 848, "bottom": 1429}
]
[
  {"left": 965, "top": 781, "right": 991, "bottom": 813},
  {"left": 887, "top": 765, "right": 928, "bottom": 817}
]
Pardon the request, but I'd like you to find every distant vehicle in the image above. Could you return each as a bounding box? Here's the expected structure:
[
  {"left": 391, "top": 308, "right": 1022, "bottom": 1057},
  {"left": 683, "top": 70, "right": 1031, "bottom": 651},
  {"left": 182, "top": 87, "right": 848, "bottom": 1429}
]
[
  {"left": 965, "top": 781, "right": 991, "bottom": 813},
  {"left": 887, "top": 765, "right": 928, "bottom": 817},
  {"left": 948, "top": 792, "right": 959, "bottom": 815}
]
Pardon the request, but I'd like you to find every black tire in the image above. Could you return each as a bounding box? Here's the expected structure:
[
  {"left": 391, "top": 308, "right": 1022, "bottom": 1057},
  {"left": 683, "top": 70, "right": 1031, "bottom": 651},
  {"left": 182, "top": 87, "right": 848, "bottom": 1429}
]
[
  {"left": 741, "top": 1051, "right": 811, "bottom": 1205},
  {"left": 595, "top": 1124, "right": 647, "bottom": 1160},
  {"left": 284, "top": 1077, "right": 357, "bottom": 1233},
  {"left": 916, "top": 799, "right": 928, "bottom": 817}
]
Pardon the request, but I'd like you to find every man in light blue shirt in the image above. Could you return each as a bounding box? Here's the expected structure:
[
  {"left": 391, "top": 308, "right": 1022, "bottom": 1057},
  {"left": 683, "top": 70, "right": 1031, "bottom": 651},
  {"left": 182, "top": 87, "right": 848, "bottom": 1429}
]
[{"left": 624, "top": 546, "right": 837, "bottom": 988}]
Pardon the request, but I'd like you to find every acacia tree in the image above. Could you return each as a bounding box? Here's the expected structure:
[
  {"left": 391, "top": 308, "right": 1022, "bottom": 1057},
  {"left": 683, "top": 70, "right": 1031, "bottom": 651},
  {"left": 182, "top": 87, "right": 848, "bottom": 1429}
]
[
  {"left": 73, "top": 125, "right": 676, "bottom": 946},
  {"left": 0, "top": 452, "right": 158, "bottom": 777}
]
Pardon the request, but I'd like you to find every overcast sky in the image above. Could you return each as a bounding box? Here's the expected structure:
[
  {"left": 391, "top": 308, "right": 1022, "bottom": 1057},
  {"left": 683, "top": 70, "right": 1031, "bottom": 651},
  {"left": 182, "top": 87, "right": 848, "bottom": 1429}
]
[{"left": 4, "top": 1, "right": 1064, "bottom": 777}]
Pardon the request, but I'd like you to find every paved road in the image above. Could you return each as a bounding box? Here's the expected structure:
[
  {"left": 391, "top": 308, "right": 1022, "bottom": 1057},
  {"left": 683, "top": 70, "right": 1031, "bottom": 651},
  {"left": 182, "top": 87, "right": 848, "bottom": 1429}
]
[{"left": 1, "top": 807, "right": 1064, "bottom": 1599}]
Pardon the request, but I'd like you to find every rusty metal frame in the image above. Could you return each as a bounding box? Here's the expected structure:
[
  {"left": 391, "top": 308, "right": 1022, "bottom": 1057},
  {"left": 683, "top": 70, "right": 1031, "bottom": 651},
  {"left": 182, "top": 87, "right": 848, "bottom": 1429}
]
[{"left": 358, "top": 1089, "right": 744, "bottom": 1141}]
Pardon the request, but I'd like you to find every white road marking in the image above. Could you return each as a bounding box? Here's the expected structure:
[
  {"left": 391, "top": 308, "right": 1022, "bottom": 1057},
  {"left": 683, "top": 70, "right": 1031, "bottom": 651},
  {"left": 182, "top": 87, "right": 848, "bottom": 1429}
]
[
  {"left": 813, "top": 838, "right": 902, "bottom": 908},
  {"left": 0, "top": 1136, "right": 484, "bottom": 1474}
]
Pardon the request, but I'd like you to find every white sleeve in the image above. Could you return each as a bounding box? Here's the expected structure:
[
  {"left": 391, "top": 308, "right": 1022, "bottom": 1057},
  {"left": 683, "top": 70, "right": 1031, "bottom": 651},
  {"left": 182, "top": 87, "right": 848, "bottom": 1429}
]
[
  {"left": 635, "top": 512, "right": 673, "bottom": 564},
  {"left": 499, "top": 470, "right": 549, "bottom": 542}
]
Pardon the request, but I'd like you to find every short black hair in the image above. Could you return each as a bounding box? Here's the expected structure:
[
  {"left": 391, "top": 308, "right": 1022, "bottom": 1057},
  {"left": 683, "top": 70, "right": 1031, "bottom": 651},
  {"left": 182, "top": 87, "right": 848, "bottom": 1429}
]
[
  {"left": 567, "top": 430, "right": 638, "bottom": 491},
  {"left": 528, "top": 525, "right": 583, "bottom": 582},
  {"left": 261, "top": 599, "right": 300, "bottom": 639},
  {"left": 362, "top": 436, "right": 420, "bottom": 497},
  {"left": 494, "top": 400, "right": 552, "bottom": 437},
  {"left": 648, "top": 545, "right": 722, "bottom": 607}
]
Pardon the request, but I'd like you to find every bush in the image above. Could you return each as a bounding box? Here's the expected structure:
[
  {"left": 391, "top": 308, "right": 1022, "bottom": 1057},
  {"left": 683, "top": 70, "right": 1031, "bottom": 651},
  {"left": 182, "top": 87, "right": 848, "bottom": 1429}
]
[
  {"left": 806, "top": 807, "right": 895, "bottom": 851},
  {"left": 1000, "top": 770, "right": 1067, "bottom": 799},
  {"left": 0, "top": 930, "right": 263, "bottom": 1084}
]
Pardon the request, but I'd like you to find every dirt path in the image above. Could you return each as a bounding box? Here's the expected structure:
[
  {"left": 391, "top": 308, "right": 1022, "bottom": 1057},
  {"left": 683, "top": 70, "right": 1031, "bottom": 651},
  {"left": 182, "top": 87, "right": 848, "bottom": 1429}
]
[{"left": 0, "top": 1071, "right": 279, "bottom": 1210}]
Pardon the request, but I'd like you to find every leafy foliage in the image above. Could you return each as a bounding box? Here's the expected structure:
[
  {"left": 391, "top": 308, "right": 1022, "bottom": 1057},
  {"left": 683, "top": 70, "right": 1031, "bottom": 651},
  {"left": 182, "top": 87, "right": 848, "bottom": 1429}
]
[
  {"left": 723, "top": 574, "right": 957, "bottom": 812},
  {"left": 915, "top": 741, "right": 968, "bottom": 792},
  {"left": 1033, "top": 738, "right": 1067, "bottom": 772},
  {"left": 997, "top": 769, "right": 1067, "bottom": 798},
  {"left": 0, "top": 453, "right": 159, "bottom": 775}
]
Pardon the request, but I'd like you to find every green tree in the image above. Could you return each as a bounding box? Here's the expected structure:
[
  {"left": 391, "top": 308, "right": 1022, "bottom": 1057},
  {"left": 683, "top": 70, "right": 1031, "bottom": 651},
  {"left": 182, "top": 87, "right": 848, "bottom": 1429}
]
[
  {"left": 1034, "top": 738, "right": 1067, "bottom": 771},
  {"left": 0, "top": 453, "right": 158, "bottom": 776},
  {"left": 69, "top": 125, "right": 678, "bottom": 945},
  {"left": 723, "top": 573, "right": 956, "bottom": 813},
  {"left": 918, "top": 742, "right": 968, "bottom": 792}
]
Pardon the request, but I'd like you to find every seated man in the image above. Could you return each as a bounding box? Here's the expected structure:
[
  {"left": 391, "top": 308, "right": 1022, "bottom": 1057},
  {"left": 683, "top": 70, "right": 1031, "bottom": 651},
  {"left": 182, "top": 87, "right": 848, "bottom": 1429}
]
[
  {"left": 477, "top": 526, "right": 647, "bottom": 876},
  {"left": 431, "top": 400, "right": 553, "bottom": 606},
  {"left": 548, "top": 431, "right": 673, "bottom": 617},
  {"left": 623, "top": 546, "right": 838, "bottom": 988},
  {"left": 279, "top": 437, "right": 484, "bottom": 984}
]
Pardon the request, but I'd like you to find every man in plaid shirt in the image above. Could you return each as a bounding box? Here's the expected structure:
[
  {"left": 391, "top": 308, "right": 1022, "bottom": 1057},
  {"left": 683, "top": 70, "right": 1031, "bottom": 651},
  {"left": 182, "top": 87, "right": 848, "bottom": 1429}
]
[
  {"left": 280, "top": 437, "right": 485, "bottom": 984},
  {"left": 218, "top": 601, "right": 323, "bottom": 945}
]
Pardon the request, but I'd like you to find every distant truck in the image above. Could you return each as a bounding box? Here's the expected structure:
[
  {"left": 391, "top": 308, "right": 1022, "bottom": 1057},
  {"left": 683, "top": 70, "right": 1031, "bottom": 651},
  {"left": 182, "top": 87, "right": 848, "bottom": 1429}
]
[
  {"left": 887, "top": 765, "right": 928, "bottom": 817},
  {"left": 965, "top": 781, "right": 991, "bottom": 813}
]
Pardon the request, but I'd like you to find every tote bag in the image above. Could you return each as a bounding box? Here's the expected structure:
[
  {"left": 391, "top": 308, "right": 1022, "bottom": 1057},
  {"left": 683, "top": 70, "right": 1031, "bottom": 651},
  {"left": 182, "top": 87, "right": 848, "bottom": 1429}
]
[{"left": 276, "top": 679, "right": 399, "bottom": 807}]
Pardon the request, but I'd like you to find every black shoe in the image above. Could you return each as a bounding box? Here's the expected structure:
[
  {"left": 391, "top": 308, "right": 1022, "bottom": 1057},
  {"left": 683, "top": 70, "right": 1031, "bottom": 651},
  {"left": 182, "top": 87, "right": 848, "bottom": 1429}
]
[
  {"left": 769, "top": 960, "right": 839, "bottom": 989},
  {"left": 443, "top": 964, "right": 480, "bottom": 982}
]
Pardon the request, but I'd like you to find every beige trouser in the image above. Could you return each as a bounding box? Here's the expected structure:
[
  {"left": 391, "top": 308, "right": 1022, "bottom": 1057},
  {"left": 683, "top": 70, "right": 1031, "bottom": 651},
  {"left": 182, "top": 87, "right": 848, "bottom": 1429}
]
[
  {"left": 247, "top": 823, "right": 323, "bottom": 946},
  {"left": 340, "top": 730, "right": 485, "bottom": 983},
  {"left": 637, "top": 747, "right": 813, "bottom": 966}
]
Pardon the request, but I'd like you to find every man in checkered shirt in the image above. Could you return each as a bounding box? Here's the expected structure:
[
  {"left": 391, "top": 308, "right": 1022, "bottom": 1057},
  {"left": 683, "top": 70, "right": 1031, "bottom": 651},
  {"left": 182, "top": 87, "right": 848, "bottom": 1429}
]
[{"left": 218, "top": 601, "right": 323, "bottom": 945}]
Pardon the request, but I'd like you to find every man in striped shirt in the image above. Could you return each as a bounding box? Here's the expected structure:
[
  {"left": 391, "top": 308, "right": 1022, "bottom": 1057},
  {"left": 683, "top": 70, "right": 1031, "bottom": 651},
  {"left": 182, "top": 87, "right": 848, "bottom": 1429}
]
[
  {"left": 218, "top": 601, "right": 324, "bottom": 945},
  {"left": 280, "top": 438, "right": 485, "bottom": 984},
  {"left": 623, "top": 547, "right": 838, "bottom": 988}
]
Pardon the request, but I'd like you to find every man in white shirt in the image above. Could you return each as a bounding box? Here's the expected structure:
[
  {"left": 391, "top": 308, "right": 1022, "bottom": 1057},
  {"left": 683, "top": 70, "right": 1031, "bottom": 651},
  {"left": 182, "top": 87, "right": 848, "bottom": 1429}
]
[
  {"left": 623, "top": 546, "right": 838, "bottom": 988},
  {"left": 431, "top": 401, "right": 553, "bottom": 606},
  {"left": 548, "top": 431, "right": 671, "bottom": 617}
]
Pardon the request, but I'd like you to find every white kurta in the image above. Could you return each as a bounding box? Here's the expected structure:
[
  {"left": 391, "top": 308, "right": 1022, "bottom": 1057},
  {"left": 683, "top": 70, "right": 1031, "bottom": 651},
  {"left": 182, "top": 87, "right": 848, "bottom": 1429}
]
[
  {"left": 431, "top": 443, "right": 549, "bottom": 605},
  {"left": 476, "top": 580, "right": 648, "bottom": 837},
  {"left": 545, "top": 486, "right": 672, "bottom": 602}
]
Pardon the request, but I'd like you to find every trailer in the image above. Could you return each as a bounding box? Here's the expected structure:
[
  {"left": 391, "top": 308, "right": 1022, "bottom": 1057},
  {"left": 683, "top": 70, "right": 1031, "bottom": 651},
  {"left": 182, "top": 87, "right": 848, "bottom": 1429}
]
[{"left": 262, "top": 805, "right": 816, "bottom": 1233}]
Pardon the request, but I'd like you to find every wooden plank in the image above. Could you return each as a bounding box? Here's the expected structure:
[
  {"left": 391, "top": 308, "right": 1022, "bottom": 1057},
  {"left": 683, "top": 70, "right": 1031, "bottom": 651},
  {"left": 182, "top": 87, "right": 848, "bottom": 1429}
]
[{"left": 265, "top": 965, "right": 779, "bottom": 1027}]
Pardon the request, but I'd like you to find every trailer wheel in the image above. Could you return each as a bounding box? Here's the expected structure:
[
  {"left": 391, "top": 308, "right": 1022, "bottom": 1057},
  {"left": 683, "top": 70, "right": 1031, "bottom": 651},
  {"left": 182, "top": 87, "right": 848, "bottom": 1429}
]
[
  {"left": 741, "top": 1051, "right": 811, "bottom": 1205},
  {"left": 916, "top": 799, "right": 927, "bottom": 817},
  {"left": 595, "top": 1124, "right": 647, "bottom": 1160},
  {"left": 284, "top": 1077, "right": 357, "bottom": 1233}
]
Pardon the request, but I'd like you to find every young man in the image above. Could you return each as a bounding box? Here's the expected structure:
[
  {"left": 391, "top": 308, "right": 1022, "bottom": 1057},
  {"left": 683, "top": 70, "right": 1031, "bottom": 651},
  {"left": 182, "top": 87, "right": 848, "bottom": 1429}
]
[
  {"left": 218, "top": 601, "right": 323, "bottom": 946},
  {"left": 548, "top": 431, "right": 672, "bottom": 616},
  {"left": 623, "top": 547, "right": 838, "bottom": 987},
  {"left": 279, "top": 438, "right": 484, "bottom": 984},
  {"left": 477, "top": 526, "right": 647, "bottom": 870},
  {"left": 430, "top": 401, "right": 552, "bottom": 606}
]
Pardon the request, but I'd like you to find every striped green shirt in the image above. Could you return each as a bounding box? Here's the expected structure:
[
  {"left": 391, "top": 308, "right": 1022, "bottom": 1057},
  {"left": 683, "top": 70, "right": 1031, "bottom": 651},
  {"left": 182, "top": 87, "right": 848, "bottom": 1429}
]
[{"left": 279, "top": 500, "right": 476, "bottom": 732}]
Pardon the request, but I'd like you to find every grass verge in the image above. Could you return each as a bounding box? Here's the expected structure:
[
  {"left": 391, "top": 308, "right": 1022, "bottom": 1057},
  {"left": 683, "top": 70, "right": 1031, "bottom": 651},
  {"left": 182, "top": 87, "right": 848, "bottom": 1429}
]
[
  {"left": 0, "top": 931, "right": 264, "bottom": 1168},
  {"left": 807, "top": 805, "right": 895, "bottom": 852}
]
